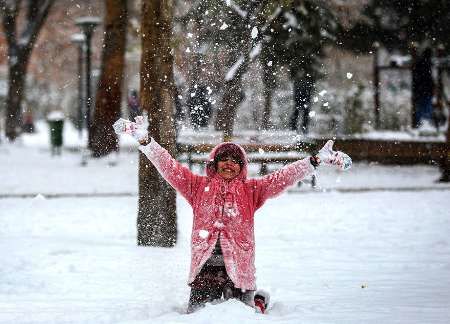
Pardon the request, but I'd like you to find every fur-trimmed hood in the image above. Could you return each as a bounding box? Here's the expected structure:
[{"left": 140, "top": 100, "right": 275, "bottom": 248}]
[{"left": 206, "top": 142, "right": 248, "bottom": 179}]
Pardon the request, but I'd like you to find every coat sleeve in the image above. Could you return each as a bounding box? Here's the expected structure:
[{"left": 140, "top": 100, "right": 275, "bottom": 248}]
[
  {"left": 138, "top": 139, "right": 202, "bottom": 204},
  {"left": 251, "top": 158, "right": 315, "bottom": 210}
]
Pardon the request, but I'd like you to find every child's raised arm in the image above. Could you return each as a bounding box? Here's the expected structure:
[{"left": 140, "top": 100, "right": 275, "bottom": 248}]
[
  {"left": 251, "top": 157, "right": 315, "bottom": 209},
  {"left": 251, "top": 140, "right": 351, "bottom": 209},
  {"left": 114, "top": 117, "right": 202, "bottom": 204},
  {"left": 138, "top": 139, "right": 202, "bottom": 204}
]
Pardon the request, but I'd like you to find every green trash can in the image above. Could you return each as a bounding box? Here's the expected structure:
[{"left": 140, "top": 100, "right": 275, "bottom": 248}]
[
  {"left": 47, "top": 111, "right": 65, "bottom": 155},
  {"left": 49, "top": 120, "right": 64, "bottom": 146}
]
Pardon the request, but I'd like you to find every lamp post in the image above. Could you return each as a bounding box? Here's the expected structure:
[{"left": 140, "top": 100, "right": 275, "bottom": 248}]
[
  {"left": 70, "top": 33, "right": 85, "bottom": 139},
  {"left": 372, "top": 42, "right": 380, "bottom": 130},
  {"left": 410, "top": 42, "right": 418, "bottom": 129},
  {"left": 75, "top": 16, "right": 101, "bottom": 147}
]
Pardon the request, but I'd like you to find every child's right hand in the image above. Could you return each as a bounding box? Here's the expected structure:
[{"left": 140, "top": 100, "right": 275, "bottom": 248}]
[{"left": 113, "top": 116, "right": 149, "bottom": 143}]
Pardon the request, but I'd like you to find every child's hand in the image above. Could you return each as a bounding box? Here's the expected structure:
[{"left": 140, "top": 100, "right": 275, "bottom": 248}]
[
  {"left": 315, "top": 140, "right": 352, "bottom": 171},
  {"left": 113, "top": 116, "right": 149, "bottom": 143}
]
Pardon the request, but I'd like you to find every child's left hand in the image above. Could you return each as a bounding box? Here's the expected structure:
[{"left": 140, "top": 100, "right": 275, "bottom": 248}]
[{"left": 315, "top": 140, "right": 352, "bottom": 171}]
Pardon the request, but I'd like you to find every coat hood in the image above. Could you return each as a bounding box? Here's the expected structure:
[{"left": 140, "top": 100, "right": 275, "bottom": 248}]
[{"left": 206, "top": 142, "right": 248, "bottom": 179}]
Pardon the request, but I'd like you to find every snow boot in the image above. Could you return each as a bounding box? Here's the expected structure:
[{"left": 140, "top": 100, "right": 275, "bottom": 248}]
[{"left": 254, "top": 290, "right": 270, "bottom": 314}]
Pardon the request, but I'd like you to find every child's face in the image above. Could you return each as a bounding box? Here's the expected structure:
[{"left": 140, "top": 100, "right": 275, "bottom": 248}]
[{"left": 216, "top": 156, "right": 241, "bottom": 180}]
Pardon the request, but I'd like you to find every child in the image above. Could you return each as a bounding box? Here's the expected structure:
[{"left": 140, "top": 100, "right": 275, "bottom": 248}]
[{"left": 113, "top": 117, "right": 351, "bottom": 313}]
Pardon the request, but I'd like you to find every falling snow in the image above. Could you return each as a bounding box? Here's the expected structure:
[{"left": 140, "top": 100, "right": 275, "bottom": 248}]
[
  {"left": 2, "top": 1, "right": 450, "bottom": 322},
  {"left": 251, "top": 27, "right": 258, "bottom": 39}
]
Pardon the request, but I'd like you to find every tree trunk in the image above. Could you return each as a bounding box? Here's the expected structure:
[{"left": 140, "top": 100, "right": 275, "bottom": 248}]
[
  {"left": 138, "top": 0, "right": 177, "bottom": 247},
  {"left": 215, "top": 76, "right": 245, "bottom": 141},
  {"left": 90, "top": 0, "right": 127, "bottom": 157},
  {"left": 214, "top": 53, "right": 250, "bottom": 140},
  {"left": 5, "top": 60, "right": 27, "bottom": 140},
  {"left": 261, "top": 87, "right": 273, "bottom": 130},
  {"left": 261, "top": 61, "right": 275, "bottom": 130},
  {"left": 1, "top": 0, "right": 55, "bottom": 141}
]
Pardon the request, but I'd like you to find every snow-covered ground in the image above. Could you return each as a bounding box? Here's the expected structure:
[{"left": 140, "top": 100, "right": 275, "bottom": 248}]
[{"left": 1, "top": 121, "right": 450, "bottom": 323}]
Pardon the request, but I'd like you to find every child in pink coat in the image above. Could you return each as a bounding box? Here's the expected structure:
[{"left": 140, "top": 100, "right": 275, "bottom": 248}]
[{"left": 114, "top": 117, "right": 351, "bottom": 313}]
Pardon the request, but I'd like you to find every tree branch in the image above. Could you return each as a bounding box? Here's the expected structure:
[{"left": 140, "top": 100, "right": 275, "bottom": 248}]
[
  {"left": 222, "top": 0, "right": 247, "bottom": 18},
  {"left": 0, "top": 0, "right": 19, "bottom": 49},
  {"left": 174, "top": 0, "right": 204, "bottom": 25},
  {"left": 20, "top": 0, "right": 55, "bottom": 54},
  {"left": 225, "top": 0, "right": 274, "bottom": 83}
]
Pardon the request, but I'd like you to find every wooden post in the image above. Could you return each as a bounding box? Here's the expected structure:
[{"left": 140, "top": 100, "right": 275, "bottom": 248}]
[
  {"left": 442, "top": 120, "right": 450, "bottom": 182},
  {"left": 438, "top": 45, "right": 450, "bottom": 182}
]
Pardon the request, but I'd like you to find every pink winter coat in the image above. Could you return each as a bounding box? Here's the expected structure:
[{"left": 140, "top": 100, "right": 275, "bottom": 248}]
[{"left": 139, "top": 140, "right": 315, "bottom": 291}]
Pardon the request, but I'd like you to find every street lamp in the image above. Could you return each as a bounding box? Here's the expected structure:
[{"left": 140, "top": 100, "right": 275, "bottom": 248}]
[
  {"left": 372, "top": 41, "right": 380, "bottom": 130},
  {"left": 75, "top": 16, "right": 101, "bottom": 146},
  {"left": 70, "top": 33, "right": 85, "bottom": 139}
]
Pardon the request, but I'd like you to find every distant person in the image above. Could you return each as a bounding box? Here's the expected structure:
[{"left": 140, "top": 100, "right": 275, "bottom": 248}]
[
  {"left": 113, "top": 116, "right": 352, "bottom": 314},
  {"left": 128, "top": 89, "right": 141, "bottom": 120},
  {"left": 412, "top": 47, "right": 434, "bottom": 128},
  {"left": 187, "top": 85, "right": 212, "bottom": 129},
  {"left": 289, "top": 74, "right": 315, "bottom": 134},
  {"left": 22, "top": 111, "right": 35, "bottom": 133}
]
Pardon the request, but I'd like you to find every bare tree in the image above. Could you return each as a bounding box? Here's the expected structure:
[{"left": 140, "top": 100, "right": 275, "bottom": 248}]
[
  {"left": 89, "top": 0, "right": 128, "bottom": 157},
  {"left": 138, "top": 0, "right": 177, "bottom": 246},
  {"left": 213, "top": 0, "right": 270, "bottom": 140},
  {"left": 0, "top": 0, "right": 55, "bottom": 141}
]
